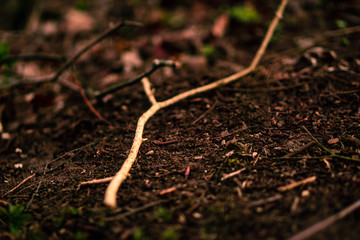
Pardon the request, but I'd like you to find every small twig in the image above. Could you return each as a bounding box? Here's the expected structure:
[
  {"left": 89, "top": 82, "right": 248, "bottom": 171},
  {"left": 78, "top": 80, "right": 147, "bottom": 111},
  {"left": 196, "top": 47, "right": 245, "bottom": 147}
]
[
  {"left": 192, "top": 100, "right": 218, "bottom": 124},
  {"left": 45, "top": 138, "right": 104, "bottom": 171},
  {"left": 96, "top": 59, "right": 178, "bottom": 99},
  {"left": 1, "top": 21, "right": 142, "bottom": 89},
  {"left": 0, "top": 54, "right": 65, "bottom": 66},
  {"left": 277, "top": 176, "right": 316, "bottom": 192},
  {"left": 247, "top": 194, "right": 282, "bottom": 207},
  {"left": 235, "top": 82, "right": 306, "bottom": 92},
  {"left": 272, "top": 155, "right": 360, "bottom": 163},
  {"left": 221, "top": 168, "right": 247, "bottom": 181},
  {"left": 79, "top": 176, "right": 114, "bottom": 187},
  {"left": 72, "top": 69, "right": 110, "bottom": 124},
  {"left": 320, "top": 25, "right": 360, "bottom": 39},
  {"left": 25, "top": 181, "right": 42, "bottom": 211},
  {"left": 52, "top": 20, "right": 143, "bottom": 82},
  {"left": 0, "top": 199, "right": 10, "bottom": 206},
  {"left": 302, "top": 126, "right": 334, "bottom": 156},
  {"left": 283, "top": 141, "right": 316, "bottom": 158},
  {"left": 5, "top": 138, "right": 103, "bottom": 196},
  {"left": 4, "top": 173, "right": 36, "bottom": 196},
  {"left": 287, "top": 198, "right": 360, "bottom": 240},
  {"left": 141, "top": 77, "right": 157, "bottom": 104},
  {"left": 341, "top": 135, "right": 360, "bottom": 147}
]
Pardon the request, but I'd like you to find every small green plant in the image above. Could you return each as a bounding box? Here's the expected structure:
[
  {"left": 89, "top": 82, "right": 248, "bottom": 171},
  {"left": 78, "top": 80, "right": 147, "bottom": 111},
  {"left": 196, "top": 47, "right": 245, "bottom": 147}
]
[
  {"left": 162, "top": 228, "right": 179, "bottom": 240},
  {"left": 335, "top": 19, "right": 347, "bottom": 29},
  {"left": 57, "top": 206, "right": 83, "bottom": 227},
  {"left": 227, "top": 157, "right": 242, "bottom": 167},
  {"left": 229, "top": 5, "right": 261, "bottom": 23},
  {"left": 75, "top": 230, "right": 89, "bottom": 240},
  {"left": 0, "top": 40, "right": 16, "bottom": 79},
  {"left": 0, "top": 204, "right": 31, "bottom": 236},
  {"left": 61, "top": 206, "right": 83, "bottom": 216},
  {"left": 270, "top": 23, "right": 283, "bottom": 43},
  {"left": 335, "top": 20, "right": 349, "bottom": 46},
  {"left": 0, "top": 41, "right": 9, "bottom": 59},
  {"left": 133, "top": 228, "right": 150, "bottom": 240},
  {"left": 75, "top": 0, "right": 89, "bottom": 11},
  {"left": 201, "top": 44, "right": 216, "bottom": 57},
  {"left": 156, "top": 206, "right": 172, "bottom": 222}
]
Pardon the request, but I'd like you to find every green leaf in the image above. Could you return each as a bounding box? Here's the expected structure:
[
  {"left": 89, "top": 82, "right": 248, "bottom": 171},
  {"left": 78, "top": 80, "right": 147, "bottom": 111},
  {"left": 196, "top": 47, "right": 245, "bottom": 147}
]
[
  {"left": 230, "top": 5, "right": 261, "bottom": 23},
  {"left": 162, "top": 228, "right": 179, "bottom": 240},
  {"left": 75, "top": 0, "right": 89, "bottom": 11},
  {"left": 0, "top": 205, "right": 31, "bottom": 236},
  {"left": 335, "top": 19, "right": 347, "bottom": 29},
  {"left": 156, "top": 206, "right": 172, "bottom": 222},
  {"left": 0, "top": 41, "right": 10, "bottom": 59},
  {"left": 201, "top": 44, "right": 216, "bottom": 57}
]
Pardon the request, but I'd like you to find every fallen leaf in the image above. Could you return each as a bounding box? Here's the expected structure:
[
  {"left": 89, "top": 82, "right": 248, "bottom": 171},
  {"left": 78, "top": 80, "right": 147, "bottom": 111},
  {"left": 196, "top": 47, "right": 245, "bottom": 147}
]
[
  {"left": 121, "top": 50, "right": 143, "bottom": 73},
  {"left": 328, "top": 138, "right": 339, "bottom": 144},
  {"left": 64, "top": 9, "right": 94, "bottom": 33},
  {"left": 212, "top": 14, "right": 229, "bottom": 38}
]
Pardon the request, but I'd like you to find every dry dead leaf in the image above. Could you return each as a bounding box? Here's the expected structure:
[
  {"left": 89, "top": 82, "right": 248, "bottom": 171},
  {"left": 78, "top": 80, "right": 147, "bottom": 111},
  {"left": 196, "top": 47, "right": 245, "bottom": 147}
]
[
  {"left": 64, "top": 9, "right": 94, "bottom": 33},
  {"left": 121, "top": 50, "right": 143, "bottom": 73},
  {"left": 328, "top": 138, "right": 339, "bottom": 144},
  {"left": 212, "top": 14, "right": 229, "bottom": 38}
]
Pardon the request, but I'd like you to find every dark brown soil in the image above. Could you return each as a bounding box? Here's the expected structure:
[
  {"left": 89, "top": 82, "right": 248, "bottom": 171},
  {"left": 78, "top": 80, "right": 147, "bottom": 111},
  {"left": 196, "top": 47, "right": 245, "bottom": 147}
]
[{"left": 1, "top": 1, "right": 360, "bottom": 239}]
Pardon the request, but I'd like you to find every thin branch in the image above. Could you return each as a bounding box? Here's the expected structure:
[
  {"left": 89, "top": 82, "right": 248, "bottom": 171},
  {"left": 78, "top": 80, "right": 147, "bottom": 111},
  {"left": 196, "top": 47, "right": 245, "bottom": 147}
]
[
  {"left": 277, "top": 176, "right": 316, "bottom": 192},
  {"left": 287, "top": 198, "right": 360, "bottom": 240},
  {"left": 192, "top": 100, "right": 218, "bottom": 125},
  {"left": 221, "top": 168, "right": 246, "bottom": 181},
  {"left": 25, "top": 181, "right": 42, "bottom": 211},
  {"left": 320, "top": 25, "right": 360, "bottom": 39},
  {"left": 141, "top": 77, "right": 157, "bottom": 104},
  {"left": 4, "top": 173, "right": 36, "bottom": 196},
  {"left": 0, "top": 54, "right": 65, "bottom": 66},
  {"left": 5, "top": 138, "right": 104, "bottom": 196},
  {"left": 247, "top": 194, "right": 282, "bottom": 207},
  {"left": 302, "top": 126, "right": 334, "bottom": 156},
  {"left": 79, "top": 176, "right": 114, "bottom": 187},
  {"left": 51, "top": 20, "right": 143, "bottom": 82},
  {"left": 72, "top": 69, "right": 110, "bottom": 124},
  {"left": 283, "top": 141, "right": 315, "bottom": 158},
  {"left": 95, "top": 59, "right": 178, "bottom": 99},
  {"left": 272, "top": 154, "right": 360, "bottom": 163},
  {"left": 103, "top": 0, "right": 289, "bottom": 208},
  {"left": 1, "top": 21, "right": 142, "bottom": 89}
]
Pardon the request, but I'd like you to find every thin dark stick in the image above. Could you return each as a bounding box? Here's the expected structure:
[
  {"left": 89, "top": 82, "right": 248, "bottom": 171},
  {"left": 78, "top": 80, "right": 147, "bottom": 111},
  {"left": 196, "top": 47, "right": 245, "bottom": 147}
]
[
  {"left": 283, "top": 141, "right": 315, "bottom": 158},
  {"left": 4, "top": 138, "right": 104, "bottom": 196},
  {"left": 51, "top": 20, "right": 143, "bottom": 82},
  {"left": 95, "top": 59, "right": 178, "bottom": 99},
  {"left": 192, "top": 100, "right": 218, "bottom": 124},
  {"left": 25, "top": 181, "right": 42, "bottom": 211},
  {"left": 287, "top": 198, "right": 360, "bottom": 240},
  {"left": 0, "top": 20, "right": 142, "bottom": 90},
  {"left": 302, "top": 126, "right": 334, "bottom": 155},
  {"left": 4, "top": 173, "right": 36, "bottom": 196},
  {"left": 0, "top": 54, "right": 65, "bottom": 66},
  {"left": 71, "top": 69, "right": 110, "bottom": 124}
]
